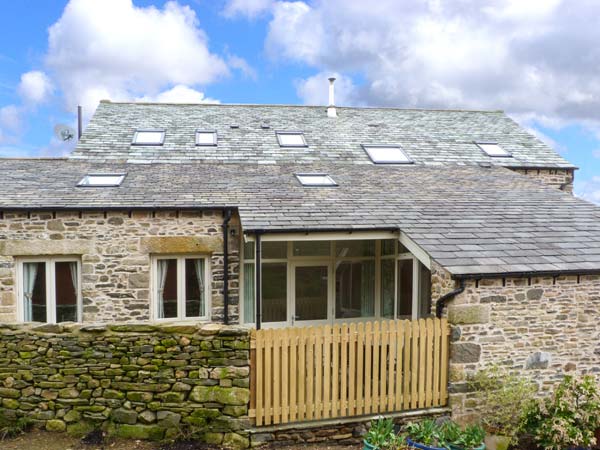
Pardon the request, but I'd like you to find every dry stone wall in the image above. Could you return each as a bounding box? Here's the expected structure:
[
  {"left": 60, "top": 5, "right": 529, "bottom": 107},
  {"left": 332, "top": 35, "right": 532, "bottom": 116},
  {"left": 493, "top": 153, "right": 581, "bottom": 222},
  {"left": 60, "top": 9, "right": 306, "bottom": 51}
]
[
  {"left": 0, "top": 210, "right": 241, "bottom": 323},
  {"left": 432, "top": 271, "right": 600, "bottom": 422},
  {"left": 511, "top": 168, "right": 574, "bottom": 192},
  {"left": 0, "top": 322, "right": 251, "bottom": 448}
]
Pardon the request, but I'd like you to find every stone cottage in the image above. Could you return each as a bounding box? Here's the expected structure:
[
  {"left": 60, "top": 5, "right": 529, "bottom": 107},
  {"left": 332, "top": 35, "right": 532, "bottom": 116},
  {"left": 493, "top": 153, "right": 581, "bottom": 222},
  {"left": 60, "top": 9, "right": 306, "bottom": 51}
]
[{"left": 0, "top": 91, "right": 598, "bottom": 445}]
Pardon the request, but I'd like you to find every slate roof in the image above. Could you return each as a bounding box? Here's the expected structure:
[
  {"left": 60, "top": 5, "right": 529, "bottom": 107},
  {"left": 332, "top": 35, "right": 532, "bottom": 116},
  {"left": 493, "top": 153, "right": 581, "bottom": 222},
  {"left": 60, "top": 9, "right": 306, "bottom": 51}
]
[
  {"left": 0, "top": 158, "right": 598, "bottom": 277},
  {"left": 70, "top": 101, "right": 575, "bottom": 169}
]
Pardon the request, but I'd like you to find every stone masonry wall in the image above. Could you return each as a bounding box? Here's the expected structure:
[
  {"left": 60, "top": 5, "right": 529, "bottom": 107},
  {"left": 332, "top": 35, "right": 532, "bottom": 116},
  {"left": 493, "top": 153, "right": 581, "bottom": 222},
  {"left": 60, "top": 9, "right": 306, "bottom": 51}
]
[
  {"left": 511, "top": 168, "right": 575, "bottom": 193},
  {"left": 0, "top": 210, "right": 241, "bottom": 323},
  {"left": 434, "top": 271, "right": 600, "bottom": 422},
  {"left": 0, "top": 322, "right": 251, "bottom": 448}
]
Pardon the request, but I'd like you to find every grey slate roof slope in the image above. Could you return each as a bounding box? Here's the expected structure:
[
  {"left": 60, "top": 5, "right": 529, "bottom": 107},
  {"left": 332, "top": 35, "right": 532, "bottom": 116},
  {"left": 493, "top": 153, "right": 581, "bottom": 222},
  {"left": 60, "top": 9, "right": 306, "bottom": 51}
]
[
  {"left": 70, "top": 101, "right": 574, "bottom": 169},
  {"left": 0, "top": 158, "right": 597, "bottom": 277}
]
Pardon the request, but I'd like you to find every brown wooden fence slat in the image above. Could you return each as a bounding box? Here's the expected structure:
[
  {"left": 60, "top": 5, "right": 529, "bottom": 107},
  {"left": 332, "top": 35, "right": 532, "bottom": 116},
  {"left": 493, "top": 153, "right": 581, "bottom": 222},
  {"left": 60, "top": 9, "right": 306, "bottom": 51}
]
[{"left": 250, "top": 318, "right": 450, "bottom": 426}]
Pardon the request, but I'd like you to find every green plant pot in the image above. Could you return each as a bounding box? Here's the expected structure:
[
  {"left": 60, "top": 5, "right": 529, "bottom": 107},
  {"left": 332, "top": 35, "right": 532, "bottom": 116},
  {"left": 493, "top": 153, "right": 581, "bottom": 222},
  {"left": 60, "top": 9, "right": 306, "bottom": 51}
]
[
  {"left": 363, "top": 439, "right": 379, "bottom": 450},
  {"left": 484, "top": 434, "right": 510, "bottom": 450}
]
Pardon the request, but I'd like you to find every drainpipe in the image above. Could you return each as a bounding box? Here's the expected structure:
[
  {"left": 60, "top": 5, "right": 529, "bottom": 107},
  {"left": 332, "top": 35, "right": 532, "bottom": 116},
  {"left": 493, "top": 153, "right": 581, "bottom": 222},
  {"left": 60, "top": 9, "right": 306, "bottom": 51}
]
[
  {"left": 222, "top": 209, "right": 232, "bottom": 325},
  {"left": 255, "top": 233, "right": 262, "bottom": 330},
  {"left": 435, "top": 280, "right": 465, "bottom": 318}
]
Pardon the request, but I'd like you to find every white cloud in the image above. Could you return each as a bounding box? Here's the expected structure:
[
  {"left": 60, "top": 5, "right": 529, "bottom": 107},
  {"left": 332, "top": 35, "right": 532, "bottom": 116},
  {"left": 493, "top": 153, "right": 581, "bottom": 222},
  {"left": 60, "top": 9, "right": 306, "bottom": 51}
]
[
  {"left": 45, "top": 0, "right": 229, "bottom": 116},
  {"left": 264, "top": 0, "right": 600, "bottom": 129},
  {"left": 136, "top": 85, "right": 219, "bottom": 104},
  {"left": 18, "top": 71, "right": 54, "bottom": 104},
  {"left": 223, "top": 0, "right": 274, "bottom": 18},
  {"left": 0, "top": 105, "right": 21, "bottom": 132},
  {"left": 576, "top": 176, "right": 600, "bottom": 205}
]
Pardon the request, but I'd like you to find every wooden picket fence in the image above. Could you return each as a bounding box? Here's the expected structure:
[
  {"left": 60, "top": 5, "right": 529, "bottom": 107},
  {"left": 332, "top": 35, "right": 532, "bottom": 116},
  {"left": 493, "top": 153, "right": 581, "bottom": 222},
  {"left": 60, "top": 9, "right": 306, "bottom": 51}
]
[{"left": 249, "top": 318, "right": 450, "bottom": 426}]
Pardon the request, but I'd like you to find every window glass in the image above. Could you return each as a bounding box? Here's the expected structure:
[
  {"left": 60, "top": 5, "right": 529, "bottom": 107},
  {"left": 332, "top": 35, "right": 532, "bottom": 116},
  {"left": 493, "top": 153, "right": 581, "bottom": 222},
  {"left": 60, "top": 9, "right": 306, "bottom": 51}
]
[
  {"left": 277, "top": 133, "right": 306, "bottom": 147},
  {"left": 243, "top": 263, "right": 255, "bottom": 323},
  {"left": 398, "top": 242, "right": 410, "bottom": 254},
  {"left": 364, "top": 145, "right": 412, "bottom": 164},
  {"left": 185, "top": 259, "right": 205, "bottom": 318},
  {"left": 397, "top": 259, "right": 413, "bottom": 318},
  {"left": 157, "top": 259, "right": 178, "bottom": 319},
  {"left": 55, "top": 262, "right": 78, "bottom": 323},
  {"left": 335, "top": 260, "right": 375, "bottom": 319},
  {"left": 296, "top": 266, "right": 329, "bottom": 321},
  {"left": 262, "top": 263, "right": 287, "bottom": 322},
  {"left": 78, "top": 174, "right": 125, "bottom": 186},
  {"left": 476, "top": 142, "right": 511, "bottom": 157},
  {"left": 336, "top": 240, "right": 375, "bottom": 257},
  {"left": 196, "top": 131, "right": 217, "bottom": 146},
  {"left": 133, "top": 130, "right": 164, "bottom": 145},
  {"left": 243, "top": 241, "right": 255, "bottom": 260},
  {"left": 23, "top": 262, "right": 46, "bottom": 322},
  {"left": 382, "top": 239, "right": 396, "bottom": 256},
  {"left": 419, "top": 262, "right": 432, "bottom": 318},
  {"left": 293, "top": 241, "right": 330, "bottom": 257},
  {"left": 381, "top": 259, "right": 395, "bottom": 318},
  {"left": 296, "top": 174, "right": 336, "bottom": 186},
  {"left": 262, "top": 241, "right": 287, "bottom": 259}
]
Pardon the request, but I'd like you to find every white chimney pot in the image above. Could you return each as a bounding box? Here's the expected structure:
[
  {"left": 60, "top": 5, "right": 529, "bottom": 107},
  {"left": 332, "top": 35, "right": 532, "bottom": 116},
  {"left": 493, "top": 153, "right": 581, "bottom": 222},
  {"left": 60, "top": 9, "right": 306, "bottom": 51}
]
[{"left": 327, "top": 77, "right": 337, "bottom": 118}]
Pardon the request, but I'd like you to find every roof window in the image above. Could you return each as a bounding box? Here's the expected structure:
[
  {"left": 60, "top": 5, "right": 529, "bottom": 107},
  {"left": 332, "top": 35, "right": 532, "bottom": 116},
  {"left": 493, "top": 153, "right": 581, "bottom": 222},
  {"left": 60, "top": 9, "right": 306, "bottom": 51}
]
[
  {"left": 132, "top": 130, "right": 165, "bottom": 146},
  {"left": 362, "top": 145, "right": 413, "bottom": 164},
  {"left": 196, "top": 130, "right": 217, "bottom": 146},
  {"left": 277, "top": 132, "right": 307, "bottom": 147},
  {"left": 476, "top": 142, "right": 511, "bottom": 157},
  {"left": 295, "top": 173, "right": 337, "bottom": 186},
  {"left": 77, "top": 173, "right": 126, "bottom": 187}
]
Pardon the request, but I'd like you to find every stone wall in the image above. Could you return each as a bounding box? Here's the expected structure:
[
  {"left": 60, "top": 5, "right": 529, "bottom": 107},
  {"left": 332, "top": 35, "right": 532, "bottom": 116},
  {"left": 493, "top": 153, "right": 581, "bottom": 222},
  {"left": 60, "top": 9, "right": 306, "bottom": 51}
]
[
  {"left": 0, "top": 322, "right": 251, "bottom": 448},
  {"left": 437, "top": 272, "right": 600, "bottom": 421},
  {"left": 0, "top": 210, "right": 241, "bottom": 323},
  {"left": 511, "top": 168, "right": 575, "bottom": 193}
]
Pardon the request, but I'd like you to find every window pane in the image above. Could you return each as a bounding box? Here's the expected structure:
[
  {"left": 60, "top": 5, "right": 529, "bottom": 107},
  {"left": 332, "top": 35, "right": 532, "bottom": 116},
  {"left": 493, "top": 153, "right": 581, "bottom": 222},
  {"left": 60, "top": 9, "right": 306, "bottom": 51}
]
[
  {"left": 262, "top": 263, "right": 287, "bottom": 322},
  {"left": 78, "top": 174, "right": 125, "bottom": 186},
  {"left": 296, "top": 174, "right": 336, "bottom": 186},
  {"left": 157, "top": 259, "right": 178, "bottom": 319},
  {"left": 133, "top": 131, "right": 164, "bottom": 145},
  {"left": 243, "top": 241, "right": 255, "bottom": 261},
  {"left": 398, "top": 242, "right": 410, "bottom": 254},
  {"left": 196, "top": 131, "right": 216, "bottom": 145},
  {"left": 185, "top": 259, "right": 205, "bottom": 318},
  {"left": 23, "top": 262, "right": 46, "bottom": 322},
  {"left": 382, "top": 239, "right": 396, "bottom": 256},
  {"left": 335, "top": 260, "right": 375, "bottom": 319},
  {"left": 364, "top": 146, "right": 411, "bottom": 164},
  {"left": 296, "top": 266, "right": 328, "bottom": 321},
  {"left": 419, "top": 262, "right": 432, "bottom": 318},
  {"left": 262, "top": 241, "right": 287, "bottom": 259},
  {"left": 381, "top": 259, "right": 395, "bottom": 318},
  {"left": 243, "top": 263, "right": 255, "bottom": 323},
  {"left": 293, "top": 241, "right": 330, "bottom": 257},
  {"left": 278, "top": 133, "right": 306, "bottom": 146},
  {"left": 397, "top": 259, "right": 413, "bottom": 318},
  {"left": 336, "top": 240, "right": 375, "bottom": 257},
  {"left": 55, "top": 262, "right": 78, "bottom": 323}
]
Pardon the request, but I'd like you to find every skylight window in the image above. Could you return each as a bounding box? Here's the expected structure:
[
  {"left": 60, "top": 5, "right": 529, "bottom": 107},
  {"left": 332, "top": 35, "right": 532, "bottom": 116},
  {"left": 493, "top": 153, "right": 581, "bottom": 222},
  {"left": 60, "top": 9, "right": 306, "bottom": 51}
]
[
  {"left": 196, "top": 130, "right": 217, "bottom": 146},
  {"left": 132, "top": 130, "right": 165, "bottom": 145},
  {"left": 362, "top": 145, "right": 413, "bottom": 164},
  {"left": 295, "top": 173, "right": 337, "bottom": 186},
  {"left": 77, "top": 173, "right": 126, "bottom": 187},
  {"left": 277, "top": 132, "right": 307, "bottom": 147},
  {"left": 476, "top": 142, "right": 511, "bottom": 157}
]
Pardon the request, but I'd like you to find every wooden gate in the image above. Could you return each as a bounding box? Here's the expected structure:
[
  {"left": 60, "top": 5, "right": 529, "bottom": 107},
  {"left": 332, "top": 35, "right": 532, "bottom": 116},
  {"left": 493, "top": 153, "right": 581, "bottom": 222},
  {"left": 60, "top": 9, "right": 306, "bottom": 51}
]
[{"left": 250, "top": 318, "right": 450, "bottom": 426}]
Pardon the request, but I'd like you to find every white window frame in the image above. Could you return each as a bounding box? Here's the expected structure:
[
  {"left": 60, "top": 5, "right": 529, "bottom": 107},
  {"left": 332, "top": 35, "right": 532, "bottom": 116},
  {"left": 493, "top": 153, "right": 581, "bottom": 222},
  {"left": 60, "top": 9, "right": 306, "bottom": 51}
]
[
  {"left": 475, "top": 141, "right": 512, "bottom": 157},
  {"left": 276, "top": 131, "right": 308, "bottom": 147},
  {"left": 151, "top": 255, "right": 211, "bottom": 321},
  {"left": 295, "top": 173, "right": 338, "bottom": 187},
  {"left": 132, "top": 129, "right": 166, "bottom": 146},
  {"left": 240, "top": 237, "right": 430, "bottom": 328},
  {"left": 195, "top": 130, "right": 217, "bottom": 146},
  {"left": 16, "top": 257, "right": 82, "bottom": 324},
  {"left": 362, "top": 144, "right": 413, "bottom": 164},
  {"left": 77, "top": 173, "right": 126, "bottom": 187}
]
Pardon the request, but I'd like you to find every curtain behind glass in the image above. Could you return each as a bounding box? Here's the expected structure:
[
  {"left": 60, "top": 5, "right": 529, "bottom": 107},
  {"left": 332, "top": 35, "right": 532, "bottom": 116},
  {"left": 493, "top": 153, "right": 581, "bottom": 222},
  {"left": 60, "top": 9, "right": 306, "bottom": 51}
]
[
  {"left": 243, "top": 263, "right": 255, "bottom": 323},
  {"left": 23, "top": 263, "right": 38, "bottom": 322},
  {"left": 381, "top": 259, "right": 395, "bottom": 318},
  {"left": 360, "top": 260, "right": 375, "bottom": 316},
  {"left": 157, "top": 260, "right": 168, "bottom": 318}
]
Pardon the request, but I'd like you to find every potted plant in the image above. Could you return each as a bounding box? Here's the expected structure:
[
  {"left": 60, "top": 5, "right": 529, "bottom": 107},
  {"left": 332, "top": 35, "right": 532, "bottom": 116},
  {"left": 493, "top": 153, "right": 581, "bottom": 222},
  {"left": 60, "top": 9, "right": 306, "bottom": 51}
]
[
  {"left": 437, "top": 421, "right": 485, "bottom": 450},
  {"left": 522, "top": 375, "right": 600, "bottom": 450},
  {"left": 364, "top": 417, "right": 396, "bottom": 450},
  {"left": 405, "top": 419, "right": 447, "bottom": 450},
  {"left": 470, "top": 366, "right": 536, "bottom": 450}
]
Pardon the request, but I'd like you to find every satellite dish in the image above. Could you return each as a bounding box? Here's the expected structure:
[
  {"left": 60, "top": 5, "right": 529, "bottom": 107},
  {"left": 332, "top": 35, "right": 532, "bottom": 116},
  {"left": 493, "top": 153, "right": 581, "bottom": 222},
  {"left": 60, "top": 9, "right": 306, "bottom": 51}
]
[{"left": 54, "top": 124, "right": 76, "bottom": 142}]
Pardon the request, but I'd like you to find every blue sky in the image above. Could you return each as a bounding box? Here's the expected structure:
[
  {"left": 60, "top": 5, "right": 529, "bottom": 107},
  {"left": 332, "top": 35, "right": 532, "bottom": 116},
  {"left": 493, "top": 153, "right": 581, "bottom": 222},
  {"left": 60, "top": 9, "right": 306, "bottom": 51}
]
[{"left": 1, "top": 0, "right": 599, "bottom": 202}]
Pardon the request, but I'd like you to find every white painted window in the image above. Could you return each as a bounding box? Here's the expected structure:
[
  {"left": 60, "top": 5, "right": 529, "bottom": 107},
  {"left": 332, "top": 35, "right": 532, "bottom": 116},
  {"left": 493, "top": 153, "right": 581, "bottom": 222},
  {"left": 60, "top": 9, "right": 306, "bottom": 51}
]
[
  {"left": 132, "top": 130, "right": 165, "bottom": 145},
  {"left": 78, "top": 173, "right": 126, "bottom": 187},
  {"left": 17, "top": 257, "right": 81, "bottom": 324},
  {"left": 476, "top": 142, "right": 511, "bottom": 157},
  {"left": 363, "top": 145, "right": 412, "bottom": 164},
  {"left": 196, "top": 130, "right": 217, "bottom": 146},
  {"left": 153, "top": 255, "right": 210, "bottom": 320},
  {"left": 276, "top": 132, "right": 307, "bottom": 147},
  {"left": 295, "top": 173, "right": 337, "bottom": 186}
]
